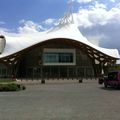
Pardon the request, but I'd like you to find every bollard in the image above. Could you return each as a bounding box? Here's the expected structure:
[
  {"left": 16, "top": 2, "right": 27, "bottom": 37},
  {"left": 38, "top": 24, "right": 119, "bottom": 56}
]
[
  {"left": 41, "top": 79, "right": 45, "bottom": 84},
  {"left": 79, "top": 79, "right": 83, "bottom": 83}
]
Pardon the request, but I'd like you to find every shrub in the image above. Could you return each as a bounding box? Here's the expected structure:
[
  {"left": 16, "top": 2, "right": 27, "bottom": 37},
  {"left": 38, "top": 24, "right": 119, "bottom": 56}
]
[
  {"left": 0, "top": 79, "right": 16, "bottom": 83},
  {"left": 0, "top": 83, "right": 26, "bottom": 91}
]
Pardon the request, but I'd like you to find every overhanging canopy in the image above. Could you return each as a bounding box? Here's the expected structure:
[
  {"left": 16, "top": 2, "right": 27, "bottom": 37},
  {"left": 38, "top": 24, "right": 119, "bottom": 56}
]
[{"left": 0, "top": 23, "right": 119, "bottom": 60}]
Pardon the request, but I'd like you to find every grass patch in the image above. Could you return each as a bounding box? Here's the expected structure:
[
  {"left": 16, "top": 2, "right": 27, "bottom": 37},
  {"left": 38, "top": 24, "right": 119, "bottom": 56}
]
[
  {"left": 0, "top": 79, "right": 16, "bottom": 83},
  {"left": 0, "top": 83, "right": 26, "bottom": 92}
]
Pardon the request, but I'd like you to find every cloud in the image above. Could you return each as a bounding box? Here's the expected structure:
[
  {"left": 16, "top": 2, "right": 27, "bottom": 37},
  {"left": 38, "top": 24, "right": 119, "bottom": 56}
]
[
  {"left": 0, "top": 21, "right": 5, "bottom": 25},
  {"left": 0, "top": 27, "right": 9, "bottom": 35},
  {"left": 110, "top": 0, "right": 115, "bottom": 3},
  {"left": 71, "top": 0, "right": 94, "bottom": 4},
  {"left": 18, "top": 18, "right": 59, "bottom": 34},
  {"left": 43, "top": 18, "right": 56, "bottom": 25},
  {"left": 42, "top": 18, "right": 59, "bottom": 29},
  {"left": 73, "top": 1, "right": 120, "bottom": 50},
  {"left": 73, "top": 1, "right": 120, "bottom": 28},
  {"left": 0, "top": 18, "right": 59, "bottom": 36},
  {"left": 18, "top": 20, "right": 46, "bottom": 34}
]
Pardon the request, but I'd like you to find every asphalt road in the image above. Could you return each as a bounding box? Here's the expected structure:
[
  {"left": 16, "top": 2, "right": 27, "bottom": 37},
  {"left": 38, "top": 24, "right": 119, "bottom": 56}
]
[{"left": 0, "top": 80, "right": 120, "bottom": 120}]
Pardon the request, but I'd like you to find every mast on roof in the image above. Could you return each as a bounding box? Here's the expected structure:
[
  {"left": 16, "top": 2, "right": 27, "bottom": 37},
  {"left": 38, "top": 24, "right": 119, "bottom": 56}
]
[
  {"left": 59, "top": 0, "right": 74, "bottom": 26},
  {"left": 47, "top": 0, "right": 74, "bottom": 33}
]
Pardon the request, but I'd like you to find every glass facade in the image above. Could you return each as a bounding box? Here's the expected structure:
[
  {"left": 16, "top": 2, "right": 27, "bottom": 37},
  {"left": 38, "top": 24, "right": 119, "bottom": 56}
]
[
  {"left": 25, "top": 66, "right": 94, "bottom": 79},
  {"left": 43, "top": 53, "right": 73, "bottom": 63},
  {"left": 0, "top": 40, "right": 95, "bottom": 79},
  {"left": 19, "top": 47, "right": 94, "bottom": 79},
  {"left": 0, "top": 64, "right": 11, "bottom": 78}
]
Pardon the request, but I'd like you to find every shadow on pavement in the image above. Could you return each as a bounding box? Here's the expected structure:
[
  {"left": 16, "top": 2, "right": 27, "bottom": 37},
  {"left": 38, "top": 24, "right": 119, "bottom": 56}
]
[{"left": 100, "top": 86, "right": 120, "bottom": 91}]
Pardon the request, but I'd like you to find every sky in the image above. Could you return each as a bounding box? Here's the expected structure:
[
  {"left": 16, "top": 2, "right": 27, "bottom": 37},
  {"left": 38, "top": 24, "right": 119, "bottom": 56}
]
[{"left": 0, "top": 0, "right": 120, "bottom": 52}]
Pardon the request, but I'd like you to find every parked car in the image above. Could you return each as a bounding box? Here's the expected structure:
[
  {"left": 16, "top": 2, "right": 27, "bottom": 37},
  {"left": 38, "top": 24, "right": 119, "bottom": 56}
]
[{"left": 104, "top": 71, "right": 120, "bottom": 88}]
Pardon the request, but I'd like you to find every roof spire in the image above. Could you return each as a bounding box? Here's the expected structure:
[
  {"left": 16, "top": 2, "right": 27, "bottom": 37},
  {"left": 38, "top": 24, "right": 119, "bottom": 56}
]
[
  {"left": 59, "top": 0, "right": 74, "bottom": 26},
  {"left": 47, "top": 0, "right": 74, "bottom": 33}
]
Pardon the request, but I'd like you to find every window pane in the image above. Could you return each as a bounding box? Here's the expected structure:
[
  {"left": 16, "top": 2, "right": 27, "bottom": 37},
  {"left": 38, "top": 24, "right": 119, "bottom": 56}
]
[
  {"left": 59, "top": 53, "right": 73, "bottom": 63},
  {"left": 44, "top": 53, "right": 59, "bottom": 63},
  {"left": 43, "top": 52, "right": 73, "bottom": 64}
]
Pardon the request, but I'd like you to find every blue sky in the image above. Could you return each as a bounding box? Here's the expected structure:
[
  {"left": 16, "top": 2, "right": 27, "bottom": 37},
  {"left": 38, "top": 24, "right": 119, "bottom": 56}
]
[
  {"left": 0, "top": 0, "right": 67, "bottom": 29},
  {"left": 0, "top": 0, "right": 120, "bottom": 51}
]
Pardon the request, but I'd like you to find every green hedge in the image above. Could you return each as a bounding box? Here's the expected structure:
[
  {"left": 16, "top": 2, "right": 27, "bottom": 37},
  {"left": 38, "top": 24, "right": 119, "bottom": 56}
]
[
  {"left": 0, "top": 79, "right": 15, "bottom": 83},
  {"left": 0, "top": 83, "right": 26, "bottom": 91}
]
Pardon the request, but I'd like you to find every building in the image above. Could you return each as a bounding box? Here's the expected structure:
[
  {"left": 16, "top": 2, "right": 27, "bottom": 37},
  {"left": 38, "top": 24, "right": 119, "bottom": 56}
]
[{"left": 0, "top": 13, "right": 119, "bottom": 80}]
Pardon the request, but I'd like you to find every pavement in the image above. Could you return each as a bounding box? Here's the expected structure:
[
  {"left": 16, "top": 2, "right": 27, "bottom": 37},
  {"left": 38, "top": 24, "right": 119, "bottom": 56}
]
[{"left": 0, "top": 79, "right": 120, "bottom": 120}]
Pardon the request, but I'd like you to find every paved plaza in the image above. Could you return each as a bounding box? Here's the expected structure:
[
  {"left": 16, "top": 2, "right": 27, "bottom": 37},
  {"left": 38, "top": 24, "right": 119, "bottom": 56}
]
[{"left": 0, "top": 79, "right": 120, "bottom": 120}]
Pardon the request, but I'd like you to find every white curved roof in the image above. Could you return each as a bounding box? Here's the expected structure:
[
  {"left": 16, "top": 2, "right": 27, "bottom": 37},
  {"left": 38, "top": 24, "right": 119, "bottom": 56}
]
[{"left": 0, "top": 23, "right": 119, "bottom": 59}]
